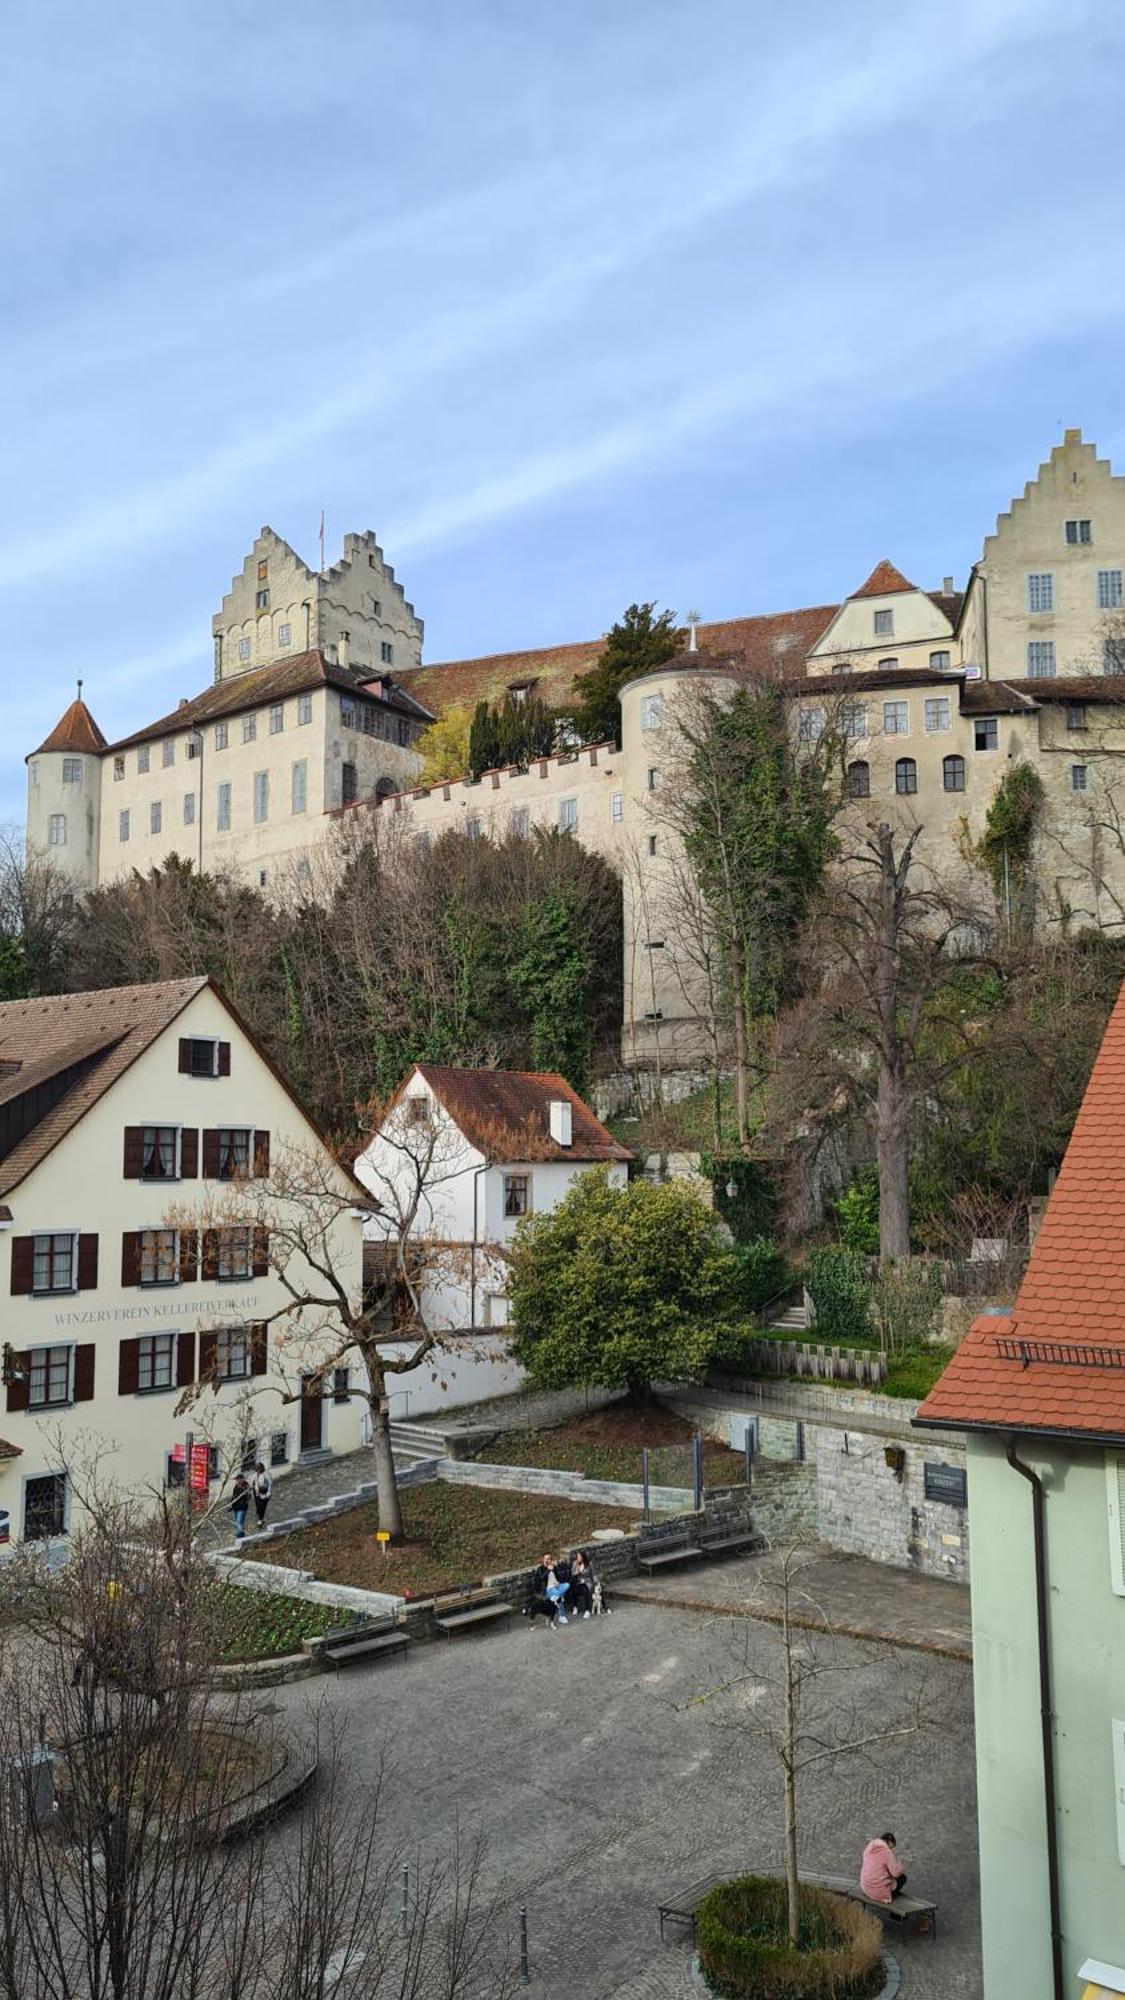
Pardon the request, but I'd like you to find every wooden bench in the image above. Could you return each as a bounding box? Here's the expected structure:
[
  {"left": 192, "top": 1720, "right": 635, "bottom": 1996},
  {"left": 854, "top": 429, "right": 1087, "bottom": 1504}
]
[
  {"left": 656, "top": 1870, "right": 730, "bottom": 1940},
  {"left": 432, "top": 1586, "right": 513, "bottom": 1638},
  {"left": 697, "top": 1517, "right": 759, "bottom": 1560},
  {"left": 802, "top": 1870, "right": 938, "bottom": 1939},
  {"left": 311, "top": 1616, "right": 410, "bottom": 1671},
  {"left": 636, "top": 1526, "right": 703, "bottom": 1573}
]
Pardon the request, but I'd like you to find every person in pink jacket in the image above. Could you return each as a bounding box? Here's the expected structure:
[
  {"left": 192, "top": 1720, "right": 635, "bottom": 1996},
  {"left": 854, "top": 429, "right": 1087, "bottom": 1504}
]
[{"left": 860, "top": 1832, "right": 907, "bottom": 1904}]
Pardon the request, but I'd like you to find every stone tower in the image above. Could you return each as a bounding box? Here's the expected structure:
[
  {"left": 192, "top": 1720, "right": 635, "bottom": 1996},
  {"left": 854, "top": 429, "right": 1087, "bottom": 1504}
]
[
  {"left": 211, "top": 526, "right": 424, "bottom": 684},
  {"left": 26, "top": 687, "right": 106, "bottom": 889}
]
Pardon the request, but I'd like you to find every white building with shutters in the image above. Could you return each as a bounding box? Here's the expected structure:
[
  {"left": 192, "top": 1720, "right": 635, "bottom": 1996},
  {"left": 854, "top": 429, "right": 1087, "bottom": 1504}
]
[{"left": 0, "top": 977, "right": 365, "bottom": 1547}]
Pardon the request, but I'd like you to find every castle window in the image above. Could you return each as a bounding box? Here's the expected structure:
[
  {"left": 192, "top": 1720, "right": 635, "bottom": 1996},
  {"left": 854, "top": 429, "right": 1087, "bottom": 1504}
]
[
  {"left": 646, "top": 768, "right": 660, "bottom": 791},
  {"left": 214, "top": 722, "right": 228, "bottom": 750},
  {"left": 559, "top": 797, "right": 578, "bottom": 832},
  {"left": 278, "top": 622, "right": 291, "bottom": 647},
  {"left": 1105, "top": 638, "right": 1125, "bottom": 676},
  {"left": 380, "top": 641, "right": 394, "bottom": 665},
  {"left": 214, "top": 636, "right": 223, "bottom": 672},
  {"left": 48, "top": 814, "right": 66, "bottom": 847},
  {"left": 255, "top": 589, "right": 270, "bottom": 611},
  {"left": 298, "top": 695, "right": 312, "bottom": 725},
  {"left": 1027, "top": 642, "right": 1056, "bottom": 678},
  {"left": 924, "top": 697, "right": 950, "bottom": 733},
  {"left": 929, "top": 650, "right": 951, "bottom": 670},
  {"left": 974, "top": 718, "right": 999, "bottom": 751},
  {"left": 29, "top": 761, "right": 39, "bottom": 788},
  {"left": 1071, "top": 764, "right": 1088, "bottom": 793},
  {"left": 341, "top": 763, "right": 357, "bottom": 807},
  {"left": 611, "top": 792, "right": 623, "bottom": 822},
  {"left": 238, "top": 638, "right": 251, "bottom": 663},
  {"left": 1065, "top": 519, "right": 1092, "bottom": 544},
  {"left": 217, "top": 783, "right": 231, "bottom": 832},
  {"left": 510, "top": 806, "right": 529, "bottom": 837},
  {"left": 873, "top": 609, "right": 894, "bottom": 637},
  {"left": 119, "top": 810, "right": 130, "bottom": 842},
  {"left": 242, "top": 714, "right": 256, "bottom": 743},
  {"left": 371, "top": 596, "right": 382, "bottom": 615},
  {"left": 340, "top": 696, "right": 357, "bottom": 730},
  {"left": 137, "top": 746, "right": 150, "bottom": 773},
  {"left": 61, "top": 757, "right": 82, "bottom": 784},
  {"left": 640, "top": 694, "right": 664, "bottom": 730},
  {"left": 943, "top": 755, "right": 966, "bottom": 792},
  {"left": 797, "top": 707, "right": 825, "bottom": 743},
  {"left": 877, "top": 657, "right": 899, "bottom": 672},
  {"left": 150, "top": 801, "right": 162, "bottom": 835},
  {"left": 183, "top": 792, "right": 195, "bottom": 826},
  {"left": 253, "top": 772, "right": 269, "bottom": 825},
  {"left": 113, "top": 756, "right": 124, "bottom": 780},
  {"left": 269, "top": 703, "right": 284, "bottom": 735},
  {"left": 1097, "top": 570, "right": 1123, "bottom": 610},
  {"left": 894, "top": 758, "right": 917, "bottom": 796},
  {"left": 1066, "top": 702, "right": 1088, "bottom": 731},
  {"left": 647, "top": 834, "right": 657, "bottom": 856},
  {"left": 845, "top": 761, "right": 870, "bottom": 798},
  {"left": 883, "top": 701, "right": 909, "bottom": 736},
  {"left": 1027, "top": 572, "right": 1054, "bottom": 613},
  {"left": 291, "top": 760, "right": 307, "bottom": 814},
  {"left": 841, "top": 705, "right": 867, "bottom": 740},
  {"left": 162, "top": 739, "right": 174, "bottom": 768},
  {"left": 258, "top": 559, "right": 268, "bottom": 582},
  {"left": 465, "top": 815, "right": 481, "bottom": 840}
]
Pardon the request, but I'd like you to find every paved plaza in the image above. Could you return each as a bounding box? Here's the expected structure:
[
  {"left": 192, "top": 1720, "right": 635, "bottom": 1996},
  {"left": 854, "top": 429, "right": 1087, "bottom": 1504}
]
[{"left": 274, "top": 1576, "right": 981, "bottom": 1998}]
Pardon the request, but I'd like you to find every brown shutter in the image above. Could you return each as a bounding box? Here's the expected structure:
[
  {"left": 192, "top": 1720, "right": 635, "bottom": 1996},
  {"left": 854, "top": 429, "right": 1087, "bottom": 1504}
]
[
  {"left": 253, "top": 1130, "right": 270, "bottom": 1178},
  {"left": 217, "top": 1041, "right": 231, "bottom": 1076},
  {"left": 201, "top": 1130, "right": 220, "bottom": 1178},
  {"left": 123, "top": 1127, "right": 144, "bottom": 1178},
  {"left": 178, "top": 1038, "right": 192, "bottom": 1074},
  {"left": 201, "top": 1230, "right": 218, "bottom": 1281},
  {"left": 118, "top": 1338, "right": 140, "bottom": 1396},
  {"left": 251, "top": 1227, "right": 269, "bottom": 1278},
  {"left": 198, "top": 1331, "right": 217, "bottom": 1382},
  {"left": 72, "top": 1345, "right": 95, "bottom": 1403},
  {"left": 176, "top": 1330, "right": 196, "bottom": 1387},
  {"left": 121, "top": 1233, "right": 142, "bottom": 1287},
  {"left": 250, "top": 1323, "right": 268, "bottom": 1377},
  {"left": 6, "top": 1354, "right": 30, "bottom": 1414},
  {"left": 179, "top": 1129, "right": 199, "bottom": 1178},
  {"left": 178, "top": 1229, "right": 198, "bottom": 1284},
  {"left": 77, "top": 1234, "right": 98, "bottom": 1291},
  {"left": 10, "top": 1238, "right": 34, "bottom": 1296}
]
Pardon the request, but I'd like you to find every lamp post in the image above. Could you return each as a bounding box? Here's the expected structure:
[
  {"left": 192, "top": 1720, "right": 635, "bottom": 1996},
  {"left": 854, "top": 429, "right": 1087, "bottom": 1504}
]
[{"left": 191, "top": 730, "right": 204, "bottom": 874}]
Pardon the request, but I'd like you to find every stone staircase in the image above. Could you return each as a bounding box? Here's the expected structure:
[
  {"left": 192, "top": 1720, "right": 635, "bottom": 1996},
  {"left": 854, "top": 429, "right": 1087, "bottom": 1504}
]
[
  {"left": 388, "top": 1420, "right": 449, "bottom": 1469},
  {"left": 771, "top": 1301, "right": 810, "bottom": 1332}
]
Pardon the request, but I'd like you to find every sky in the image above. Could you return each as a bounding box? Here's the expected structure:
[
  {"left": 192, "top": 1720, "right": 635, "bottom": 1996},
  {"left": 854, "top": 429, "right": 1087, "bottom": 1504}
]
[{"left": 4, "top": 0, "right": 1125, "bottom": 824}]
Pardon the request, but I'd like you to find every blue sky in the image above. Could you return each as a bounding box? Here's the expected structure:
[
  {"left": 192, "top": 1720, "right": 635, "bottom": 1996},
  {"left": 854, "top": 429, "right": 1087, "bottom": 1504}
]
[{"left": 5, "top": 0, "right": 1125, "bottom": 824}]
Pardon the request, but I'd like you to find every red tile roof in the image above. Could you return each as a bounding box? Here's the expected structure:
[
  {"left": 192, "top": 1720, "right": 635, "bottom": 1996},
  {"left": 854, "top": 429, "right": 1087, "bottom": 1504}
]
[
  {"left": 33, "top": 698, "right": 108, "bottom": 756},
  {"left": 917, "top": 979, "right": 1125, "bottom": 1442},
  {"left": 850, "top": 560, "right": 917, "bottom": 599},
  {"left": 411, "top": 1065, "right": 633, "bottom": 1164}
]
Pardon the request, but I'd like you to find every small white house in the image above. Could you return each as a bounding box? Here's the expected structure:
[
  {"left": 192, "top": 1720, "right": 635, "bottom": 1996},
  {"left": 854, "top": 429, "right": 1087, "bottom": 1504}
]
[{"left": 354, "top": 1066, "right": 631, "bottom": 1417}]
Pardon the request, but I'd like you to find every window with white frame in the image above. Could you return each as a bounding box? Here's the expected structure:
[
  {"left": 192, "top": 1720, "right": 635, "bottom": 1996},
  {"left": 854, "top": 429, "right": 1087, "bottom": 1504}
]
[
  {"left": 883, "top": 701, "right": 909, "bottom": 735},
  {"left": 140, "top": 1127, "right": 179, "bottom": 1178},
  {"left": 119, "top": 810, "right": 130, "bottom": 843},
  {"left": 113, "top": 755, "right": 125, "bottom": 780},
  {"left": 510, "top": 806, "right": 529, "bottom": 837},
  {"left": 48, "top": 814, "right": 66, "bottom": 846},
  {"left": 216, "top": 1128, "right": 252, "bottom": 1178},
  {"left": 1066, "top": 702, "right": 1088, "bottom": 731},
  {"left": 216, "top": 1229, "right": 253, "bottom": 1281},
  {"left": 238, "top": 638, "right": 251, "bottom": 663},
  {"left": 873, "top": 608, "right": 893, "bottom": 637},
  {"left": 1027, "top": 572, "right": 1054, "bottom": 613},
  {"left": 1028, "top": 641, "right": 1056, "bottom": 677},
  {"left": 559, "top": 797, "right": 577, "bottom": 832},
  {"left": 845, "top": 761, "right": 870, "bottom": 798},
  {"left": 138, "top": 745, "right": 150, "bottom": 773},
  {"left": 974, "top": 718, "right": 999, "bottom": 751},
  {"left": 28, "top": 1346, "right": 73, "bottom": 1409},
  {"left": 215, "top": 1326, "right": 251, "bottom": 1379},
  {"left": 611, "top": 792, "right": 623, "bottom": 822},
  {"left": 1106, "top": 638, "right": 1125, "bottom": 675},
  {"left": 797, "top": 707, "right": 825, "bottom": 743},
  {"left": 162, "top": 740, "right": 175, "bottom": 768},
  {"left": 137, "top": 1334, "right": 176, "bottom": 1392},
  {"left": 269, "top": 702, "right": 284, "bottom": 735},
  {"left": 291, "top": 760, "right": 307, "bottom": 814},
  {"left": 217, "top": 783, "right": 231, "bottom": 832},
  {"left": 256, "top": 588, "right": 269, "bottom": 610},
  {"left": 1071, "top": 764, "right": 1088, "bottom": 793},
  {"left": 877, "top": 657, "right": 899, "bottom": 672},
  {"left": 28, "top": 761, "right": 38, "bottom": 788},
  {"left": 895, "top": 757, "right": 917, "bottom": 796},
  {"left": 62, "top": 757, "right": 82, "bottom": 784},
  {"left": 943, "top": 755, "right": 966, "bottom": 792},
  {"left": 242, "top": 713, "right": 256, "bottom": 743},
  {"left": 140, "top": 1229, "right": 179, "bottom": 1287},
  {"left": 215, "top": 721, "right": 228, "bottom": 750},
  {"left": 503, "top": 1174, "right": 530, "bottom": 1218},
  {"left": 380, "top": 640, "right": 394, "bottom": 664},
  {"left": 253, "top": 772, "right": 269, "bottom": 824},
  {"left": 924, "top": 697, "right": 951, "bottom": 733},
  {"left": 150, "top": 801, "right": 162, "bottom": 835},
  {"left": 32, "top": 1233, "right": 76, "bottom": 1294},
  {"left": 1065, "top": 518, "right": 1092, "bottom": 544},
  {"left": 297, "top": 694, "right": 312, "bottom": 724},
  {"left": 340, "top": 696, "right": 356, "bottom": 729},
  {"left": 1098, "top": 570, "right": 1123, "bottom": 610},
  {"left": 841, "top": 705, "right": 867, "bottom": 740},
  {"left": 640, "top": 694, "right": 664, "bottom": 730},
  {"left": 183, "top": 792, "right": 195, "bottom": 826},
  {"left": 929, "top": 650, "right": 951, "bottom": 670},
  {"left": 278, "top": 622, "right": 291, "bottom": 646}
]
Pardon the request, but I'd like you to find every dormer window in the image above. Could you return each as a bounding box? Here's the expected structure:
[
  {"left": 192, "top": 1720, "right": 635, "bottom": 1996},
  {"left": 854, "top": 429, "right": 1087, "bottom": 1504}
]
[{"left": 548, "top": 1100, "right": 573, "bottom": 1147}]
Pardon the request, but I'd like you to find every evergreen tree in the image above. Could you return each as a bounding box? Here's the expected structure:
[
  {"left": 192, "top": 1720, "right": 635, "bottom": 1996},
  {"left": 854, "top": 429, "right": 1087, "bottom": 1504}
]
[
  {"left": 467, "top": 701, "right": 501, "bottom": 780},
  {"left": 572, "top": 602, "right": 684, "bottom": 746}
]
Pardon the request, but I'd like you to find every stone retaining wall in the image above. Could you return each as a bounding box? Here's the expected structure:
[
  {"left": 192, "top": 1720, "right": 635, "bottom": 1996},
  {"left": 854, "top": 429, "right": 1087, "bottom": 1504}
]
[
  {"left": 208, "top": 1549, "right": 404, "bottom": 1620},
  {"left": 434, "top": 1457, "right": 695, "bottom": 1512}
]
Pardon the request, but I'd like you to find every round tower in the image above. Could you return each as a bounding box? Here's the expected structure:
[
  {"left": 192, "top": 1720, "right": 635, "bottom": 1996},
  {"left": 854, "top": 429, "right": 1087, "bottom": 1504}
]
[{"left": 26, "top": 682, "right": 106, "bottom": 891}]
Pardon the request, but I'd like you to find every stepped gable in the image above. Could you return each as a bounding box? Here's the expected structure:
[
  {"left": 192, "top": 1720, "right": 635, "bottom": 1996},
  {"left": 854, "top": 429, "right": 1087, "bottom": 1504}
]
[
  {"left": 400, "top": 604, "right": 838, "bottom": 716},
  {"left": 409, "top": 1064, "right": 633, "bottom": 1164},
  {"left": 104, "top": 650, "right": 434, "bottom": 753},
  {"left": 917, "top": 978, "right": 1125, "bottom": 1443},
  {"left": 849, "top": 559, "right": 917, "bottom": 599},
  {"left": 33, "top": 697, "right": 107, "bottom": 756}
]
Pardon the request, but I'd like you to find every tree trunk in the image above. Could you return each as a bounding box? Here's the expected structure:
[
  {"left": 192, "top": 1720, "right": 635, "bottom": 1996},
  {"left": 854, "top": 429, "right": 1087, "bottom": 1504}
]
[
  {"left": 369, "top": 1399, "right": 404, "bottom": 1543},
  {"left": 729, "top": 934, "right": 751, "bottom": 1149},
  {"left": 876, "top": 1051, "right": 910, "bottom": 1263}
]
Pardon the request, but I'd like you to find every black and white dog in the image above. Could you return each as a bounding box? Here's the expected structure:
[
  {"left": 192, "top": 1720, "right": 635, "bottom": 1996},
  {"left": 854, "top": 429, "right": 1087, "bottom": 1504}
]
[
  {"left": 523, "top": 1594, "right": 560, "bottom": 1628},
  {"left": 591, "top": 1578, "right": 611, "bottom": 1617}
]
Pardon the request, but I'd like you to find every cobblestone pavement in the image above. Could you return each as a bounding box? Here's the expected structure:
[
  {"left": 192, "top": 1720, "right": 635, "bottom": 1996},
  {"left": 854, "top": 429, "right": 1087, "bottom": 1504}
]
[
  {"left": 614, "top": 1546, "right": 972, "bottom": 1659},
  {"left": 196, "top": 1448, "right": 378, "bottom": 1549},
  {"left": 273, "top": 1596, "right": 980, "bottom": 1998}
]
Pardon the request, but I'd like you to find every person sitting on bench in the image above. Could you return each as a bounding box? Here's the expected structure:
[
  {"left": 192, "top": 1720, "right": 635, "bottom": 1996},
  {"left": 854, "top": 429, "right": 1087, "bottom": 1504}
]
[
  {"left": 567, "top": 1549, "right": 594, "bottom": 1618},
  {"left": 530, "top": 1554, "right": 572, "bottom": 1624},
  {"left": 860, "top": 1831, "right": 907, "bottom": 1904}
]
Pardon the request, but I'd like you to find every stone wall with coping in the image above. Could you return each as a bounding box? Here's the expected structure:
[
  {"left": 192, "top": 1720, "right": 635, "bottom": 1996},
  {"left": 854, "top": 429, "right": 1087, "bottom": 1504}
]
[{"left": 208, "top": 1548, "right": 404, "bottom": 1620}]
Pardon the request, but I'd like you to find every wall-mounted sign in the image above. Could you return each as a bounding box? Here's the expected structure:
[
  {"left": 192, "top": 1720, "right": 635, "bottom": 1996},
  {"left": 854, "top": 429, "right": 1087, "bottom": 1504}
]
[{"left": 924, "top": 1461, "right": 968, "bottom": 1508}]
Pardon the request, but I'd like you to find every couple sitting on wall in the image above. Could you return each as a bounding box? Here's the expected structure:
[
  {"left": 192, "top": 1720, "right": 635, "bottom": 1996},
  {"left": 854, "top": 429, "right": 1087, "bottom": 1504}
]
[{"left": 526, "top": 1550, "right": 598, "bottom": 1625}]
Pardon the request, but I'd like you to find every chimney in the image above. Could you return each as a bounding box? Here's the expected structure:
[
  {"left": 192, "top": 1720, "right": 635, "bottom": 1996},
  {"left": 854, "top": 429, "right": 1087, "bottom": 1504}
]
[
  {"left": 942, "top": 576, "right": 954, "bottom": 596},
  {"left": 548, "top": 1099, "right": 573, "bottom": 1147},
  {"left": 338, "top": 630, "right": 350, "bottom": 670}
]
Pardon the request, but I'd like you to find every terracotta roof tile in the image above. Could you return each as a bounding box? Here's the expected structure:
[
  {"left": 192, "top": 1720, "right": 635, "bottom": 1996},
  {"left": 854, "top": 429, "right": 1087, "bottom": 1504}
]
[
  {"left": 412, "top": 1066, "right": 633, "bottom": 1164},
  {"left": 33, "top": 698, "right": 108, "bottom": 756},
  {"left": 917, "top": 979, "right": 1125, "bottom": 1442},
  {"left": 850, "top": 560, "right": 917, "bottom": 599}
]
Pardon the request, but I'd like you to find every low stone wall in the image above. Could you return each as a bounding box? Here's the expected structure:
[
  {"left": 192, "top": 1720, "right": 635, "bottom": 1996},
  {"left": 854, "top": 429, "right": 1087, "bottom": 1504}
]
[
  {"left": 208, "top": 1549, "right": 403, "bottom": 1621},
  {"left": 435, "top": 1457, "right": 694, "bottom": 1513}
]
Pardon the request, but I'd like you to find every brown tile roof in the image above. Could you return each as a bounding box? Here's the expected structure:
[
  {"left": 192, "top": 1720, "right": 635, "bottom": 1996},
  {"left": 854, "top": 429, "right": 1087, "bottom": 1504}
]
[
  {"left": 33, "top": 698, "right": 108, "bottom": 756},
  {"left": 0, "top": 979, "right": 209, "bottom": 1197},
  {"left": 960, "top": 676, "right": 1125, "bottom": 715},
  {"left": 412, "top": 1065, "right": 633, "bottom": 1164},
  {"left": 103, "top": 652, "right": 434, "bottom": 753},
  {"left": 399, "top": 607, "right": 839, "bottom": 716},
  {"left": 0, "top": 1439, "right": 21, "bottom": 1461},
  {"left": 850, "top": 560, "right": 917, "bottom": 599},
  {"left": 916, "top": 979, "right": 1125, "bottom": 1443}
]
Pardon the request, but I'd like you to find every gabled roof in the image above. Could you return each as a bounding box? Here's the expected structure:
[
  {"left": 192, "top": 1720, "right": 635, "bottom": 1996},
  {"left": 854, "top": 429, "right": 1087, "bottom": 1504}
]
[
  {"left": 916, "top": 980, "right": 1125, "bottom": 1443},
  {"left": 102, "top": 652, "right": 434, "bottom": 754},
  {"left": 849, "top": 560, "right": 917, "bottom": 599},
  {"left": 960, "top": 676, "right": 1125, "bottom": 715},
  {"left": 410, "top": 1065, "right": 632, "bottom": 1164},
  {"left": 33, "top": 697, "right": 107, "bottom": 756}
]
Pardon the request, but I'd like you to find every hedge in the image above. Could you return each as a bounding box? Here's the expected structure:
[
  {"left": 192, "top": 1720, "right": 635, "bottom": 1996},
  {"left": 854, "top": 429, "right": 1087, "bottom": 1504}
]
[{"left": 696, "top": 1875, "right": 884, "bottom": 2000}]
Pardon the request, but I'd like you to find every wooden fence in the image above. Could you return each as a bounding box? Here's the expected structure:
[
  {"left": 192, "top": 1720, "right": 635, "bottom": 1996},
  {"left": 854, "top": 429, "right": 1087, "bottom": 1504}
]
[{"left": 731, "top": 1339, "right": 887, "bottom": 1386}]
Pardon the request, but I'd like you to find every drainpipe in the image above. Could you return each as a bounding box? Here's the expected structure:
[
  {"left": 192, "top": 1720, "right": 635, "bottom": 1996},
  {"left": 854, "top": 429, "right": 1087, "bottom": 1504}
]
[
  {"left": 1006, "top": 1441, "right": 1064, "bottom": 2000},
  {"left": 469, "top": 1164, "right": 487, "bottom": 1327}
]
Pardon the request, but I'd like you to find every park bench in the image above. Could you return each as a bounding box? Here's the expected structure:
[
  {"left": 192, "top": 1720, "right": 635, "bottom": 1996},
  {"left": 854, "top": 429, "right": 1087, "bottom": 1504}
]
[
  {"left": 696, "top": 1515, "right": 759, "bottom": 1561},
  {"left": 432, "top": 1586, "right": 513, "bottom": 1638},
  {"left": 311, "top": 1615, "right": 410, "bottom": 1671},
  {"left": 802, "top": 1870, "right": 938, "bottom": 1939},
  {"left": 656, "top": 1870, "right": 731, "bottom": 1940},
  {"left": 636, "top": 1525, "right": 703, "bottom": 1573}
]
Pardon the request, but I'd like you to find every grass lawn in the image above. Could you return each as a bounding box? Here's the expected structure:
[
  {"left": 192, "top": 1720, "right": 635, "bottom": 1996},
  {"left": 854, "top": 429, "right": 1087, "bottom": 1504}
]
[
  {"left": 481, "top": 1402, "right": 746, "bottom": 1484},
  {"left": 213, "top": 1581, "right": 353, "bottom": 1661},
  {"left": 243, "top": 1483, "right": 642, "bottom": 1598}
]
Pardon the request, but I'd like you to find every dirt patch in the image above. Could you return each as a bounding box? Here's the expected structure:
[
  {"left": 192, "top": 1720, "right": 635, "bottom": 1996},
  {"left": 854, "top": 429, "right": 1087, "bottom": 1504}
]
[
  {"left": 244, "top": 1483, "right": 641, "bottom": 1598},
  {"left": 481, "top": 1402, "right": 746, "bottom": 1484}
]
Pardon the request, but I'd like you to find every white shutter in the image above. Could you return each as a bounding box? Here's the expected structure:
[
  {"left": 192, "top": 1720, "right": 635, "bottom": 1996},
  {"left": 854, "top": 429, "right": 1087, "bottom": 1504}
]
[
  {"left": 1113, "top": 1720, "right": 1125, "bottom": 1866},
  {"left": 1106, "top": 1456, "right": 1125, "bottom": 1596}
]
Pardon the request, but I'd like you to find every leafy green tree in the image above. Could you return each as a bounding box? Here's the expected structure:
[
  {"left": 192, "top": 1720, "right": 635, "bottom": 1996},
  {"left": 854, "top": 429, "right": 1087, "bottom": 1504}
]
[
  {"left": 835, "top": 1170, "right": 880, "bottom": 1255},
  {"left": 508, "top": 1171, "right": 737, "bottom": 1397},
  {"left": 509, "top": 890, "right": 595, "bottom": 1090},
  {"left": 804, "top": 1247, "right": 872, "bottom": 1346},
  {"left": 573, "top": 602, "right": 684, "bottom": 746}
]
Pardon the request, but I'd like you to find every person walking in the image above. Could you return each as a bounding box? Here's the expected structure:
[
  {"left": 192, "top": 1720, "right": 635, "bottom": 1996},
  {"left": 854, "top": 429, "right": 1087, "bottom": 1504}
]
[
  {"left": 229, "top": 1473, "right": 251, "bottom": 1541},
  {"left": 252, "top": 1461, "right": 272, "bottom": 1528},
  {"left": 860, "top": 1832, "right": 907, "bottom": 1904}
]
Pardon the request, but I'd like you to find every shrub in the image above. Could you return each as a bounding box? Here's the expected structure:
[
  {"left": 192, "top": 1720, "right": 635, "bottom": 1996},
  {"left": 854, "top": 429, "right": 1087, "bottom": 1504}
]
[
  {"left": 696, "top": 1875, "right": 884, "bottom": 1999},
  {"left": 870, "top": 1256, "right": 944, "bottom": 1356},
  {"left": 835, "top": 1171, "right": 880, "bottom": 1256},
  {"left": 882, "top": 1342, "right": 955, "bottom": 1400},
  {"left": 735, "top": 1237, "right": 791, "bottom": 1315},
  {"left": 805, "top": 1247, "right": 872, "bottom": 1346}
]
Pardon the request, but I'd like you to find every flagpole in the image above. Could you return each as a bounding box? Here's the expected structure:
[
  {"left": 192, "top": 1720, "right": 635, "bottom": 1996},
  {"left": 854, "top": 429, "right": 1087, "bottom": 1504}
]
[{"left": 319, "top": 509, "right": 325, "bottom": 573}]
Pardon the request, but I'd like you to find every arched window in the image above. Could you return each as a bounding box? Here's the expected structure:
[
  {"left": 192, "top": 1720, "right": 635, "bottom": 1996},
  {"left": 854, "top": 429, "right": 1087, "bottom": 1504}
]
[
  {"left": 895, "top": 758, "right": 917, "bottom": 796},
  {"left": 943, "top": 755, "right": 966, "bottom": 793},
  {"left": 846, "top": 760, "right": 870, "bottom": 799}
]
